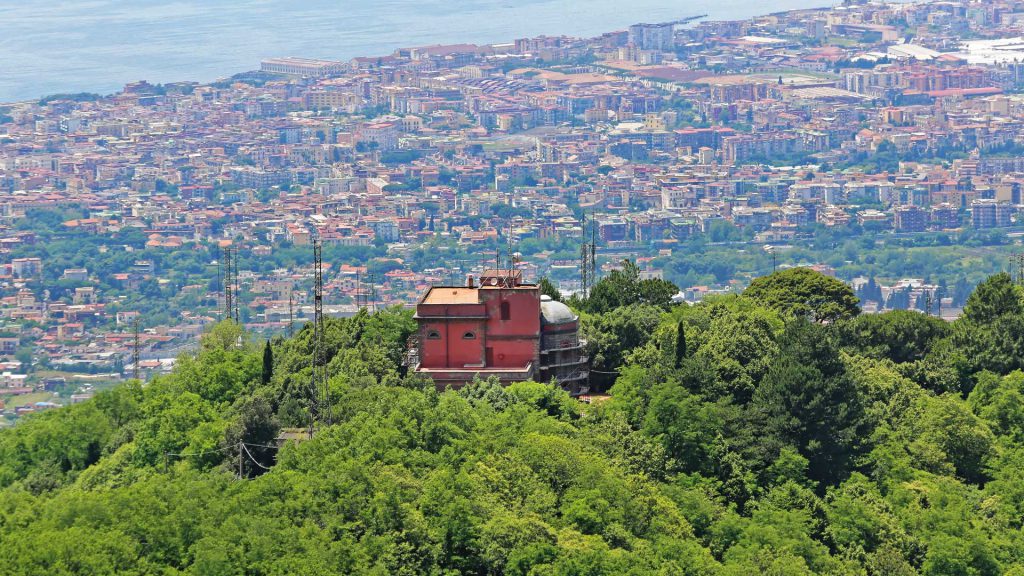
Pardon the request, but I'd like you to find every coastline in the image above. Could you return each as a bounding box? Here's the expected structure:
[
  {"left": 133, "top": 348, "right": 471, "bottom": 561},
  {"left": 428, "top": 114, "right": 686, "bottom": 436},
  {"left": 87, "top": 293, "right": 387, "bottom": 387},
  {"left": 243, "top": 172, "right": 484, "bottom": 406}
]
[{"left": 0, "top": 0, "right": 834, "bottom": 103}]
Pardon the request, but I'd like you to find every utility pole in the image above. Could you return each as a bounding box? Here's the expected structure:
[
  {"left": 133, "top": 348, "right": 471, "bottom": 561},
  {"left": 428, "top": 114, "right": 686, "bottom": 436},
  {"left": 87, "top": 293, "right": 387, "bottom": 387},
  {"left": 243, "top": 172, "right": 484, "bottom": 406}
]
[{"left": 238, "top": 440, "right": 244, "bottom": 479}]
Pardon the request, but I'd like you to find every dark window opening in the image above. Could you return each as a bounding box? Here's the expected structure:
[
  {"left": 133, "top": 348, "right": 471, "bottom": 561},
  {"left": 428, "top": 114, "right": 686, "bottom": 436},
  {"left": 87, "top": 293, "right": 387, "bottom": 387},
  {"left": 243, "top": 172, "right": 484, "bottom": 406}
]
[
  {"left": 462, "top": 331, "right": 476, "bottom": 340},
  {"left": 426, "top": 330, "right": 441, "bottom": 340},
  {"left": 500, "top": 301, "right": 511, "bottom": 320}
]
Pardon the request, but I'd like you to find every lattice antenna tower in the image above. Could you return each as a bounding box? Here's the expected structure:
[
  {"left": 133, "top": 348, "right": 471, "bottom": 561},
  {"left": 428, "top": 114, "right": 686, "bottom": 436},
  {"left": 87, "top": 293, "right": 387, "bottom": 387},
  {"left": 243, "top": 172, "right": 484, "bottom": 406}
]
[
  {"left": 590, "top": 217, "right": 597, "bottom": 291},
  {"left": 222, "top": 246, "right": 233, "bottom": 321},
  {"left": 579, "top": 212, "right": 589, "bottom": 296},
  {"left": 132, "top": 316, "right": 141, "bottom": 381},
  {"left": 507, "top": 220, "right": 515, "bottom": 283},
  {"left": 355, "top": 269, "right": 362, "bottom": 308},
  {"left": 368, "top": 271, "right": 377, "bottom": 312},
  {"left": 308, "top": 240, "right": 330, "bottom": 437},
  {"left": 579, "top": 213, "right": 597, "bottom": 297},
  {"left": 217, "top": 251, "right": 223, "bottom": 313},
  {"left": 232, "top": 247, "right": 241, "bottom": 323},
  {"left": 288, "top": 290, "right": 294, "bottom": 337}
]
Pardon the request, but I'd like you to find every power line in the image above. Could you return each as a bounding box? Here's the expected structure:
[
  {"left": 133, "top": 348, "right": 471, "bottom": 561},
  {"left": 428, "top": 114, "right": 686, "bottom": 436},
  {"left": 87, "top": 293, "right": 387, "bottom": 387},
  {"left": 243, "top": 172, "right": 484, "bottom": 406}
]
[
  {"left": 241, "top": 441, "right": 281, "bottom": 450},
  {"left": 241, "top": 442, "right": 274, "bottom": 471},
  {"left": 161, "top": 442, "right": 281, "bottom": 478},
  {"left": 164, "top": 445, "right": 233, "bottom": 458},
  {"left": 163, "top": 442, "right": 278, "bottom": 460}
]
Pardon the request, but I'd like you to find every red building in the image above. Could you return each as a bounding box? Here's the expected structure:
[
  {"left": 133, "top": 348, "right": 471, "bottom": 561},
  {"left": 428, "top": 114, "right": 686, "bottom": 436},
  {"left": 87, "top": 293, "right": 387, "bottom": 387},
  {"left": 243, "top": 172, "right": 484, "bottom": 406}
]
[{"left": 413, "top": 270, "right": 588, "bottom": 393}]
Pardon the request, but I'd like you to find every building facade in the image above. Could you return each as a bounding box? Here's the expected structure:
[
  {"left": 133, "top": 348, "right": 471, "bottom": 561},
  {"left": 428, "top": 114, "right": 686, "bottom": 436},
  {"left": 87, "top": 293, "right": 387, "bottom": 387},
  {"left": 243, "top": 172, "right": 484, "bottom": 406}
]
[
  {"left": 971, "top": 198, "right": 1014, "bottom": 228},
  {"left": 413, "top": 270, "right": 588, "bottom": 393}
]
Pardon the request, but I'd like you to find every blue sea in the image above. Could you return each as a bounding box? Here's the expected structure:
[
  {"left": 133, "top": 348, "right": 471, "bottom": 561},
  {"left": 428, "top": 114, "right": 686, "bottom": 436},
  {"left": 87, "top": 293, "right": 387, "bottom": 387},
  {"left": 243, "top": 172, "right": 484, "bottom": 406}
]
[{"left": 0, "top": 0, "right": 830, "bottom": 102}]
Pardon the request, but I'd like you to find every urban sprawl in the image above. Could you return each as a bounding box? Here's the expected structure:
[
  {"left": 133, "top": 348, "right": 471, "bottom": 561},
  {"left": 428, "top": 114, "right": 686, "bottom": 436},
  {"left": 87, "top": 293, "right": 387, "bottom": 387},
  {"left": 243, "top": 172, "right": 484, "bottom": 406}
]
[{"left": 1, "top": 0, "right": 1024, "bottom": 418}]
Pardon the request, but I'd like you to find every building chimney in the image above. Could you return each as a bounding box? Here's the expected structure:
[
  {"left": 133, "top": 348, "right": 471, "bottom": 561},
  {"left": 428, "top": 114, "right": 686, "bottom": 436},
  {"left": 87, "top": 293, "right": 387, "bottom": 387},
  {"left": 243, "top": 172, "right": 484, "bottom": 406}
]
[{"left": 466, "top": 274, "right": 475, "bottom": 288}]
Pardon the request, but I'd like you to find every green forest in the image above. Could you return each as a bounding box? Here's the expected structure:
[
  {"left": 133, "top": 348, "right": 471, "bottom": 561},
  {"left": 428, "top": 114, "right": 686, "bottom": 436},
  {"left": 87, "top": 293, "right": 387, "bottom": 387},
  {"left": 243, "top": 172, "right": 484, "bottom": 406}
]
[{"left": 2, "top": 267, "right": 1024, "bottom": 575}]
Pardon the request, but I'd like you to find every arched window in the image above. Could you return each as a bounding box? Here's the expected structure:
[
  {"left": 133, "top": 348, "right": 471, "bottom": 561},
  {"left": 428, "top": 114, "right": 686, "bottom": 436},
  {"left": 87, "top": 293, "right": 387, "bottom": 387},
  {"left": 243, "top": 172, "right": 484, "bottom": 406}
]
[
  {"left": 462, "top": 331, "right": 476, "bottom": 340},
  {"left": 426, "top": 330, "right": 441, "bottom": 340}
]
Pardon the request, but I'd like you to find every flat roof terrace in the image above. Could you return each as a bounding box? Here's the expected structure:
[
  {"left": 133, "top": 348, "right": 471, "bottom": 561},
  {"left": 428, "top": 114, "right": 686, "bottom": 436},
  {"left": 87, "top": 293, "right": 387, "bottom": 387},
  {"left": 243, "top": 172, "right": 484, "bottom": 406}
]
[{"left": 421, "top": 287, "right": 480, "bottom": 305}]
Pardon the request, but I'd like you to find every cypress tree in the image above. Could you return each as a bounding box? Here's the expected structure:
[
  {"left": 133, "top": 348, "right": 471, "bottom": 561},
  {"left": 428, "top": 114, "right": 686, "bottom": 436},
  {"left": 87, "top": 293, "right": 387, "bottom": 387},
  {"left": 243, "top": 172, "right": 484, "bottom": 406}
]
[
  {"left": 261, "top": 340, "right": 273, "bottom": 386},
  {"left": 675, "top": 320, "right": 687, "bottom": 368}
]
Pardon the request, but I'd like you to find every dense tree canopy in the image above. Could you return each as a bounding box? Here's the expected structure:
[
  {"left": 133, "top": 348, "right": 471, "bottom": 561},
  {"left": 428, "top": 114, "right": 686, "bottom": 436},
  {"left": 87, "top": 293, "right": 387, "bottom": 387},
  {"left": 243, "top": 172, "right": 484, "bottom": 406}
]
[
  {"left": 580, "top": 259, "right": 679, "bottom": 314},
  {"left": 744, "top": 267, "right": 861, "bottom": 322},
  {"left": 2, "top": 273, "right": 1024, "bottom": 575}
]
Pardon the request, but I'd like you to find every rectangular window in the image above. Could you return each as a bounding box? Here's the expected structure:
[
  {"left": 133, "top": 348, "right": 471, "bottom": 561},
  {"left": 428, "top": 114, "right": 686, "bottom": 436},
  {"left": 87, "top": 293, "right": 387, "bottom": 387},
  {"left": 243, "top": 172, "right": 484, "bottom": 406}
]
[{"left": 500, "top": 301, "right": 511, "bottom": 320}]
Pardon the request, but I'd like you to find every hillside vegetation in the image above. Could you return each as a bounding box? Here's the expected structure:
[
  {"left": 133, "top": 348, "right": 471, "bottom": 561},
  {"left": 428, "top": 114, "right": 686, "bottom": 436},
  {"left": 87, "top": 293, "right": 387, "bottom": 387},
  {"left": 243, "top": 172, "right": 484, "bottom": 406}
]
[{"left": 2, "top": 268, "right": 1024, "bottom": 575}]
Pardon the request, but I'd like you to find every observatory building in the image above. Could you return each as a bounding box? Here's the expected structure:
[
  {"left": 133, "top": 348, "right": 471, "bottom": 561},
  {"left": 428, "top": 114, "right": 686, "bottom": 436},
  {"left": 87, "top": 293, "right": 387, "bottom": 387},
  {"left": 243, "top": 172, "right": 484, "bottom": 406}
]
[{"left": 411, "top": 269, "right": 589, "bottom": 394}]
